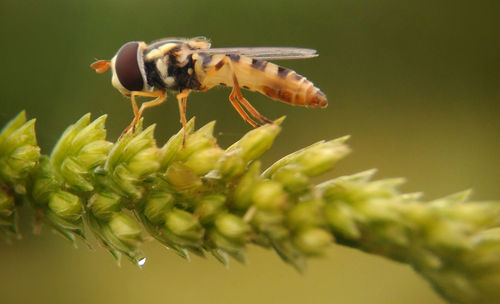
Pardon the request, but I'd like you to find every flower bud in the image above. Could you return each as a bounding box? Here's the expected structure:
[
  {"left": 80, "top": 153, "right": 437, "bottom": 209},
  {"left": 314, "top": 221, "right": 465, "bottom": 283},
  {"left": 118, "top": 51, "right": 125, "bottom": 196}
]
[
  {"left": 50, "top": 114, "right": 111, "bottom": 192},
  {"left": 177, "top": 121, "right": 217, "bottom": 161},
  {"left": 0, "top": 112, "right": 40, "bottom": 188},
  {"left": 252, "top": 210, "right": 287, "bottom": 239},
  {"left": 70, "top": 115, "right": 107, "bottom": 152},
  {"left": 195, "top": 194, "right": 226, "bottom": 224},
  {"left": 109, "top": 212, "right": 142, "bottom": 243},
  {"left": 48, "top": 190, "right": 83, "bottom": 221},
  {"left": 252, "top": 181, "right": 287, "bottom": 211},
  {"left": 159, "top": 118, "right": 195, "bottom": 168},
  {"left": 293, "top": 228, "right": 333, "bottom": 255},
  {"left": 113, "top": 164, "right": 142, "bottom": 198},
  {"left": 324, "top": 202, "right": 360, "bottom": 239},
  {"left": 31, "top": 156, "right": 60, "bottom": 205},
  {"left": 104, "top": 125, "right": 161, "bottom": 198},
  {"left": 217, "top": 150, "right": 246, "bottom": 179},
  {"left": 0, "top": 187, "right": 17, "bottom": 240},
  {"left": 232, "top": 162, "right": 260, "bottom": 210},
  {"left": 0, "top": 111, "right": 28, "bottom": 147},
  {"left": 0, "top": 187, "right": 14, "bottom": 217},
  {"left": 227, "top": 123, "right": 281, "bottom": 162},
  {"left": 165, "top": 162, "right": 202, "bottom": 191},
  {"left": 144, "top": 192, "right": 174, "bottom": 224},
  {"left": 89, "top": 191, "right": 122, "bottom": 220},
  {"left": 127, "top": 147, "right": 160, "bottom": 178},
  {"left": 60, "top": 157, "right": 93, "bottom": 191},
  {"left": 272, "top": 165, "right": 309, "bottom": 194},
  {"left": 215, "top": 213, "right": 249, "bottom": 240},
  {"left": 263, "top": 137, "right": 350, "bottom": 178},
  {"left": 51, "top": 114, "right": 91, "bottom": 170},
  {"left": 295, "top": 140, "right": 350, "bottom": 176},
  {"left": 106, "top": 124, "right": 158, "bottom": 174},
  {"left": 287, "top": 200, "right": 324, "bottom": 229},
  {"left": 165, "top": 208, "right": 204, "bottom": 240},
  {"left": 184, "top": 147, "right": 224, "bottom": 175},
  {"left": 77, "top": 140, "right": 113, "bottom": 169},
  {"left": 0, "top": 116, "right": 37, "bottom": 151},
  {"left": 8, "top": 145, "right": 40, "bottom": 173},
  {"left": 209, "top": 229, "right": 246, "bottom": 257}
]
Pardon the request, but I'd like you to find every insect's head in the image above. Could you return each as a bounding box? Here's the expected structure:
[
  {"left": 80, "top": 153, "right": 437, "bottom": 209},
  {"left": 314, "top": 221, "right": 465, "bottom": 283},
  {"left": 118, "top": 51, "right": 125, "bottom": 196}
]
[{"left": 91, "top": 41, "right": 149, "bottom": 96}]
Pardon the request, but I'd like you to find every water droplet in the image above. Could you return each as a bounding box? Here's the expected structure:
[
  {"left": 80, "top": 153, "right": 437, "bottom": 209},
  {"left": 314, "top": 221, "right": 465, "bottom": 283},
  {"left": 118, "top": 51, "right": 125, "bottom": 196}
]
[{"left": 137, "top": 257, "right": 146, "bottom": 267}]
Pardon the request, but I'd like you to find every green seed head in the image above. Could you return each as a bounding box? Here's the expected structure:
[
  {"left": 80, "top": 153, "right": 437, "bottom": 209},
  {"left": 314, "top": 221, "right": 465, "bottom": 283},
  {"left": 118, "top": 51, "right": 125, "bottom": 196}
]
[
  {"left": 183, "top": 147, "right": 224, "bottom": 175},
  {"left": 217, "top": 150, "right": 246, "bottom": 179},
  {"left": 195, "top": 194, "right": 226, "bottom": 224},
  {"left": 31, "top": 156, "right": 61, "bottom": 205},
  {"left": 0, "top": 187, "right": 14, "bottom": 217},
  {"left": 227, "top": 123, "right": 281, "bottom": 162},
  {"left": 143, "top": 192, "right": 174, "bottom": 224},
  {"left": 159, "top": 118, "right": 196, "bottom": 169},
  {"left": 177, "top": 121, "right": 217, "bottom": 161},
  {"left": 293, "top": 228, "right": 333, "bottom": 256},
  {"left": 109, "top": 212, "right": 142, "bottom": 243},
  {"left": 165, "top": 162, "right": 202, "bottom": 191},
  {"left": 0, "top": 112, "right": 40, "bottom": 191},
  {"left": 89, "top": 191, "right": 122, "bottom": 220},
  {"left": 272, "top": 165, "right": 309, "bottom": 194},
  {"left": 165, "top": 208, "right": 204, "bottom": 240},
  {"left": 287, "top": 200, "right": 325, "bottom": 229},
  {"left": 252, "top": 181, "right": 287, "bottom": 211},
  {"left": 215, "top": 213, "right": 249, "bottom": 241},
  {"left": 48, "top": 190, "right": 83, "bottom": 222}
]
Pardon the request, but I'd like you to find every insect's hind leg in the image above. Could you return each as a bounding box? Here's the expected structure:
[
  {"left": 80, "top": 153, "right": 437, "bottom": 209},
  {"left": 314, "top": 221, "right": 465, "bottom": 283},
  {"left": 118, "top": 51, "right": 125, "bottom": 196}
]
[
  {"left": 202, "top": 56, "right": 271, "bottom": 127},
  {"left": 229, "top": 86, "right": 260, "bottom": 128},
  {"left": 231, "top": 74, "right": 273, "bottom": 124}
]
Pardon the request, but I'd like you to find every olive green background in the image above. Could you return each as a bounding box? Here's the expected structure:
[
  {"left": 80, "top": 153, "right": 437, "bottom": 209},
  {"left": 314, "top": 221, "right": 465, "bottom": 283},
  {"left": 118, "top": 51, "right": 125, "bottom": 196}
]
[{"left": 1, "top": 0, "right": 499, "bottom": 303}]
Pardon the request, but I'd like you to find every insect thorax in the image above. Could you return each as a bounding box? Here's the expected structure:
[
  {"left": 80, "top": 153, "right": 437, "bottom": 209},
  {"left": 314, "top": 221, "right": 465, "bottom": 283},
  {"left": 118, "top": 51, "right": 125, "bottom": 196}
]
[{"left": 143, "top": 40, "right": 202, "bottom": 92}]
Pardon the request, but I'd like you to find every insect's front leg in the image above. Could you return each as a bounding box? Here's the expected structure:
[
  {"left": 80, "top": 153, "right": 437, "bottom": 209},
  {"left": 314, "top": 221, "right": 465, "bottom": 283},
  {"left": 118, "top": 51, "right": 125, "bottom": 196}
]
[{"left": 122, "top": 90, "right": 167, "bottom": 136}]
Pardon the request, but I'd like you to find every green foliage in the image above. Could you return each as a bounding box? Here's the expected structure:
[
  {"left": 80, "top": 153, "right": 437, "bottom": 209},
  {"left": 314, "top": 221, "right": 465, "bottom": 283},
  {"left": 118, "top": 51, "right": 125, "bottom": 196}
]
[{"left": 1, "top": 111, "right": 499, "bottom": 304}]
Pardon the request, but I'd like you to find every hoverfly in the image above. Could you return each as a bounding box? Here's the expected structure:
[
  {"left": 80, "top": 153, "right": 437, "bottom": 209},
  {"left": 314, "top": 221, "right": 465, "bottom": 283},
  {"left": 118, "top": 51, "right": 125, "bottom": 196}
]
[{"left": 91, "top": 37, "right": 327, "bottom": 138}]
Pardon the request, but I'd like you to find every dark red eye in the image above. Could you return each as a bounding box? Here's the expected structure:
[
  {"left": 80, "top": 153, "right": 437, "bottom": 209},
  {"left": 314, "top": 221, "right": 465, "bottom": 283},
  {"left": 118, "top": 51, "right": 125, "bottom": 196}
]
[{"left": 115, "top": 42, "right": 144, "bottom": 91}]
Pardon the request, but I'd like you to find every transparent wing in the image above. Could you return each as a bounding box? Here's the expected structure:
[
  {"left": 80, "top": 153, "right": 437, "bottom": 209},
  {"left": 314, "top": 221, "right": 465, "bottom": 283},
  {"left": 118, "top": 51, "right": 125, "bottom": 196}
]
[{"left": 192, "top": 47, "right": 318, "bottom": 60}]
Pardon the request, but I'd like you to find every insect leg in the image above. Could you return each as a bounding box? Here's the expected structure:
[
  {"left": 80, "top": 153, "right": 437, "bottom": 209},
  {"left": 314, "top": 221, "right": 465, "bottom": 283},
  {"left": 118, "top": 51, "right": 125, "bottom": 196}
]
[
  {"left": 229, "top": 86, "right": 260, "bottom": 127},
  {"left": 131, "top": 94, "right": 139, "bottom": 119},
  {"left": 122, "top": 90, "right": 167, "bottom": 135},
  {"left": 200, "top": 56, "right": 260, "bottom": 127},
  {"left": 231, "top": 74, "right": 273, "bottom": 124},
  {"left": 176, "top": 89, "right": 191, "bottom": 144}
]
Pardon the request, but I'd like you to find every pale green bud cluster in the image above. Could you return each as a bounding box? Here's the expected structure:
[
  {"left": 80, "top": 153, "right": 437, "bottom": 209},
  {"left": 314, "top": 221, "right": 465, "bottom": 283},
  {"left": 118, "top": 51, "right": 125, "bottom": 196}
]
[
  {"left": 0, "top": 112, "right": 40, "bottom": 239},
  {"left": 30, "top": 114, "right": 112, "bottom": 243},
  {"left": 1, "top": 111, "right": 500, "bottom": 303},
  {"left": 0, "top": 112, "right": 40, "bottom": 192},
  {"left": 51, "top": 114, "right": 112, "bottom": 192},
  {"left": 85, "top": 120, "right": 160, "bottom": 265},
  {"left": 104, "top": 121, "right": 159, "bottom": 198},
  {"left": 319, "top": 170, "right": 500, "bottom": 303}
]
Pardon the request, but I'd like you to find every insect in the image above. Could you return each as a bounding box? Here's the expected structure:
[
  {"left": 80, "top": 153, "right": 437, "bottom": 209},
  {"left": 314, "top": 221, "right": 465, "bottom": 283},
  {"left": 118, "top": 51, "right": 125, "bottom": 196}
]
[{"left": 90, "top": 37, "right": 327, "bottom": 138}]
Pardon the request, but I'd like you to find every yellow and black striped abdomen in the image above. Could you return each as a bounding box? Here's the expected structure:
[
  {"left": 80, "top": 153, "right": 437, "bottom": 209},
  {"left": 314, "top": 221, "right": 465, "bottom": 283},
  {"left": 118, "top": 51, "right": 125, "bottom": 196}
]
[{"left": 194, "top": 53, "right": 327, "bottom": 108}]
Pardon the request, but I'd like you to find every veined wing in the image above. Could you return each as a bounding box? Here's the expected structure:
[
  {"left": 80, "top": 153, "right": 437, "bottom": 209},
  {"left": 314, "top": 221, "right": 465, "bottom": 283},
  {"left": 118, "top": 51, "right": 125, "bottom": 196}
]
[{"left": 192, "top": 47, "right": 318, "bottom": 60}]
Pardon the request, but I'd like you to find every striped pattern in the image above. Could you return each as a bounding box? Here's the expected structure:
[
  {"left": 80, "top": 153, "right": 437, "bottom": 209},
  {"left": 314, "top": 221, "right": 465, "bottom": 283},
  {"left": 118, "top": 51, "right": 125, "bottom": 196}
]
[
  {"left": 145, "top": 43, "right": 179, "bottom": 61},
  {"left": 195, "top": 53, "right": 327, "bottom": 108}
]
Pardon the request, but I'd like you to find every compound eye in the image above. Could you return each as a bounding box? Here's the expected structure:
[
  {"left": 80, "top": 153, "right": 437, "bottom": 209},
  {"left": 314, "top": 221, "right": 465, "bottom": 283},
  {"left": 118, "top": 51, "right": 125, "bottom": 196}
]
[{"left": 115, "top": 42, "right": 144, "bottom": 91}]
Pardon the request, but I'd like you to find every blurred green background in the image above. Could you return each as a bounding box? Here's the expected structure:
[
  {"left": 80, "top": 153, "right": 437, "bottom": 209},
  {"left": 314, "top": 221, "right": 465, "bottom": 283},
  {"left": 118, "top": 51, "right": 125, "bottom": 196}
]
[{"left": 1, "top": 0, "right": 499, "bottom": 303}]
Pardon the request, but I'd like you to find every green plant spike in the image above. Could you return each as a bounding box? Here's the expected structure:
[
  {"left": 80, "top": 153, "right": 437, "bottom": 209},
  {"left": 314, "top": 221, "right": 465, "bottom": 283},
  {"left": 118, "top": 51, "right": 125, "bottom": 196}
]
[
  {"left": 1, "top": 111, "right": 499, "bottom": 303},
  {"left": 0, "top": 111, "right": 40, "bottom": 240}
]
